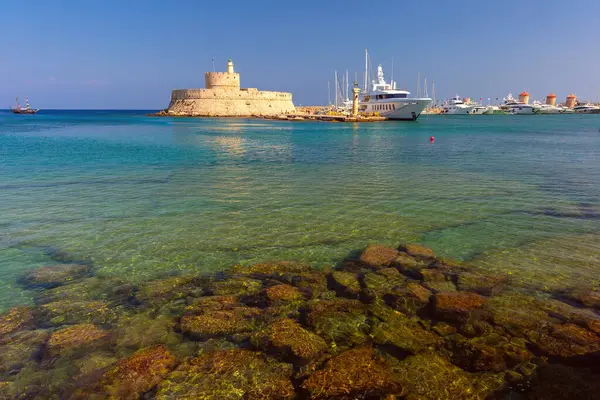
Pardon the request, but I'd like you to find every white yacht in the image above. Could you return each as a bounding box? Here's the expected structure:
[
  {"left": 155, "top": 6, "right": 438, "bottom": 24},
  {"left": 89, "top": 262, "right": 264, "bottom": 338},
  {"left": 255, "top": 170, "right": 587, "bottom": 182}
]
[
  {"left": 358, "top": 51, "right": 431, "bottom": 120},
  {"left": 468, "top": 105, "right": 488, "bottom": 115},
  {"left": 573, "top": 104, "right": 600, "bottom": 114},
  {"left": 499, "top": 92, "right": 535, "bottom": 115},
  {"left": 442, "top": 96, "right": 473, "bottom": 115},
  {"left": 532, "top": 101, "right": 563, "bottom": 114}
]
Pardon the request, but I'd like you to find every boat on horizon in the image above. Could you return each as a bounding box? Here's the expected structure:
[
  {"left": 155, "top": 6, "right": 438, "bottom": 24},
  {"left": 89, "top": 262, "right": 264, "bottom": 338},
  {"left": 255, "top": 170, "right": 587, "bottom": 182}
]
[
  {"left": 10, "top": 97, "right": 39, "bottom": 114},
  {"left": 358, "top": 50, "right": 431, "bottom": 121}
]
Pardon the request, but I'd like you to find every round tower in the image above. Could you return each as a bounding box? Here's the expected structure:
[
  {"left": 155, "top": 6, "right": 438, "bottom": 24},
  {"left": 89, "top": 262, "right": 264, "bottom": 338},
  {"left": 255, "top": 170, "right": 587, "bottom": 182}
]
[
  {"left": 566, "top": 93, "right": 577, "bottom": 109},
  {"left": 546, "top": 93, "right": 556, "bottom": 106},
  {"left": 518, "top": 91, "right": 530, "bottom": 104},
  {"left": 205, "top": 59, "right": 240, "bottom": 91}
]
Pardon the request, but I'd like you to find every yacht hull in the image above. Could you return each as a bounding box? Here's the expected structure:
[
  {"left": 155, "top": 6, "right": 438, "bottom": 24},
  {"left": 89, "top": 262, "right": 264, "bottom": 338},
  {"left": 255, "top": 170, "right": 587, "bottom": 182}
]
[
  {"left": 360, "top": 99, "right": 431, "bottom": 121},
  {"left": 574, "top": 109, "right": 600, "bottom": 114}
]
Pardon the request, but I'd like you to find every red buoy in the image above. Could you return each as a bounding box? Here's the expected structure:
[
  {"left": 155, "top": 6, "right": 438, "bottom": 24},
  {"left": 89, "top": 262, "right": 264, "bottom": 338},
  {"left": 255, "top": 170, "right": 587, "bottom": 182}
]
[{"left": 430, "top": 136, "right": 435, "bottom": 143}]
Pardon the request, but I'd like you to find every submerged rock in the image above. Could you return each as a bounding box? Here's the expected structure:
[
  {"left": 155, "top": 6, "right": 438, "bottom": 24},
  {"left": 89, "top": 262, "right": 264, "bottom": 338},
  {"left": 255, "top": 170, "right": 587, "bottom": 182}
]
[
  {"left": 361, "top": 269, "right": 407, "bottom": 301},
  {"left": 22, "top": 264, "right": 88, "bottom": 288},
  {"left": 370, "top": 308, "right": 440, "bottom": 354},
  {"left": 0, "top": 329, "right": 49, "bottom": 374},
  {"left": 526, "top": 363, "right": 600, "bottom": 400},
  {"left": 251, "top": 318, "right": 328, "bottom": 363},
  {"left": 399, "top": 243, "right": 436, "bottom": 261},
  {"left": 40, "top": 299, "right": 114, "bottom": 326},
  {"left": 302, "top": 346, "right": 402, "bottom": 399},
  {"left": 136, "top": 275, "right": 201, "bottom": 307},
  {"left": 304, "top": 299, "right": 369, "bottom": 348},
  {"left": 329, "top": 271, "right": 361, "bottom": 298},
  {"left": 209, "top": 276, "right": 263, "bottom": 296},
  {"left": 180, "top": 307, "right": 262, "bottom": 339},
  {"left": 155, "top": 349, "right": 295, "bottom": 399},
  {"left": 434, "top": 292, "right": 486, "bottom": 321},
  {"left": 101, "top": 345, "right": 177, "bottom": 399},
  {"left": 0, "top": 307, "right": 34, "bottom": 337},
  {"left": 528, "top": 323, "right": 600, "bottom": 358},
  {"left": 386, "top": 282, "right": 432, "bottom": 314},
  {"left": 393, "top": 351, "right": 504, "bottom": 400},
  {"left": 359, "top": 244, "right": 400, "bottom": 268},
  {"left": 231, "top": 261, "right": 312, "bottom": 279},
  {"left": 46, "top": 324, "right": 108, "bottom": 357},
  {"left": 263, "top": 284, "right": 306, "bottom": 304},
  {"left": 456, "top": 271, "right": 507, "bottom": 296}
]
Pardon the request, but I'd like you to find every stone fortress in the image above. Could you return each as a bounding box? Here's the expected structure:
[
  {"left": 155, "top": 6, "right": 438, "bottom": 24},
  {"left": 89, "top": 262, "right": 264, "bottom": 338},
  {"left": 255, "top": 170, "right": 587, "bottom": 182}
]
[{"left": 165, "top": 59, "right": 296, "bottom": 117}]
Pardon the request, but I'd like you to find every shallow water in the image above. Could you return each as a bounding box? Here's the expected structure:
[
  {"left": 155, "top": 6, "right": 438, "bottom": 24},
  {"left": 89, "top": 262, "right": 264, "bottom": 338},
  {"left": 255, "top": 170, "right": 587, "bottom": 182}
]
[{"left": 1, "top": 111, "right": 599, "bottom": 310}]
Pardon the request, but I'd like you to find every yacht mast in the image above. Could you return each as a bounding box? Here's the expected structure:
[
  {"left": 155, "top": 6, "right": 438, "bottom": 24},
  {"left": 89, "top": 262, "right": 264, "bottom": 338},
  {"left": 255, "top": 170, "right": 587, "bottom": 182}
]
[
  {"left": 364, "top": 49, "right": 368, "bottom": 92},
  {"left": 328, "top": 80, "right": 331, "bottom": 106},
  {"left": 424, "top": 76, "right": 428, "bottom": 98},
  {"left": 346, "top": 70, "right": 349, "bottom": 101},
  {"left": 417, "top": 72, "right": 421, "bottom": 98},
  {"left": 432, "top": 80, "right": 436, "bottom": 106},
  {"left": 334, "top": 70, "right": 338, "bottom": 108},
  {"left": 391, "top": 57, "right": 395, "bottom": 90}
]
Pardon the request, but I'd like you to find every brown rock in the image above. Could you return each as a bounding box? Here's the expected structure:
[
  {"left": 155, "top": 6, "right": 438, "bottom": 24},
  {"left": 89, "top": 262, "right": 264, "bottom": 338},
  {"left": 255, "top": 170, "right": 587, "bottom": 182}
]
[
  {"left": 434, "top": 292, "right": 486, "bottom": 321},
  {"left": 399, "top": 243, "right": 436, "bottom": 260},
  {"left": 578, "top": 290, "right": 600, "bottom": 308},
  {"left": 180, "top": 307, "right": 261, "bottom": 339},
  {"left": 102, "top": 345, "right": 177, "bottom": 399},
  {"left": 330, "top": 271, "right": 361, "bottom": 298},
  {"left": 456, "top": 272, "right": 507, "bottom": 296},
  {"left": 23, "top": 264, "right": 88, "bottom": 287},
  {"left": 264, "top": 284, "right": 306, "bottom": 303},
  {"left": 529, "top": 323, "right": 600, "bottom": 358},
  {"left": 387, "top": 282, "right": 432, "bottom": 314},
  {"left": 0, "top": 307, "right": 33, "bottom": 337},
  {"left": 359, "top": 244, "right": 400, "bottom": 268},
  {"left": 251, "top": 318, "right": 328, "bottom": 362},
  {"left": 302, "top": 346, "right": 402, "bottom": 399},
  {"left": 47, "top": 324, "right": 108, "bottom": 356}
]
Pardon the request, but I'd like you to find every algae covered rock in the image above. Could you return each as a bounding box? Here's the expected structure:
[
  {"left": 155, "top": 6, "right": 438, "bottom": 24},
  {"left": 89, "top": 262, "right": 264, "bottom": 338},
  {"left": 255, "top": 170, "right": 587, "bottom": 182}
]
[
  {"left": 251, "top": 318, "right": 328, "bottom": 363},
  {"left": 47, "top": 324, "right": 108, "bottom": 357},
  {"left": 155, "top": 349, "right": 295, "bottom": 399},
  {"left": 0, "top": 307, "right": 34, "bottom": 337},
  {"left": 386, "top": 282, "right": 432, "bottom": 314},
  {"left": 209, "top": 276, "right": 263, "bottom": 296},
  {"left": 184, "top": 295, "right": 240, "bottom": 314},
  {"left": 40, "top": 299, "right": 114, "bottom": 325},
  {"left": 359, "top": 244, "right": 400, "bottom": 268},
  {"left": 329, "top": 271, "right": 361, "bottom": 298},
  {"left": 434, "top": 292, "right": 486, "bottom": 321},
  {"left": 101, "top": 344, "right": 177, "bottom": 399},
  {"left": 180, "top": 307, "right": 262, "bottom": 339},
  {"left": 22, "top": 264, "right": 88, "bottom": 288},
  {"left": 136, "top": 275, "right": 201, "bottom": 306},
  {"left": 112, "top": 313, "right": 182, "bottom": 352},
  {"left": 302, "top": 346, "right": 402, "bottom": 399},
  {"left": 393, "top": 351, "right": 504, "bottom": 400},
  {"left": 399, "top": 243, "right": 436, "bottom": 260},
  {"left": 0, "top": 329, "right": 49, "bottom": 374},
  {"left": 361, "top": 269, "right": 407, "bottom": 301},
  {"left": 304, "top": 299, "right": 370, "bottom": 348},
  {"left": 528, "top": 323, "right": 600, "bottom": 358},
  {"left": 263, "top": 284, "right": 306, "bottom": 304},
  {"left": 371, "top": 309, "right": 440, "bottom": 354},
  {"left": 456, "top": 271, "right": 507, "bottom": 296},
  {"left": 231, "top": 261, "right": 312, "bottom": 279}
]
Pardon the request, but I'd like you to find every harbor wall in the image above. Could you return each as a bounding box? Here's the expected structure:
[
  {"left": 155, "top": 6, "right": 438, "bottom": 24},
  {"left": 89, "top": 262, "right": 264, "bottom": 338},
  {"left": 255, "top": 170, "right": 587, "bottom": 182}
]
[{"left": 167, "top": 88, "right": 295, "bottom": 117}]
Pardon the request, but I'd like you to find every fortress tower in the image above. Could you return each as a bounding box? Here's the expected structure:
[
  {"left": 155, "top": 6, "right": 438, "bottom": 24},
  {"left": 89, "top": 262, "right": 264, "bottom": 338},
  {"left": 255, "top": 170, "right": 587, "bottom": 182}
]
[{"left": 204, "top": 59, "right": 241, "bottom": 91}]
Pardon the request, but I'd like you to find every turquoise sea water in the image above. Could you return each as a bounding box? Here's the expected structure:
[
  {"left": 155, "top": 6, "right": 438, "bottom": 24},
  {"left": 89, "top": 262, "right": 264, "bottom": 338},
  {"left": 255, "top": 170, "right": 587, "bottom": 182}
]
[{"left": 1, "top": 110, "right": 599, "bottom": 311}]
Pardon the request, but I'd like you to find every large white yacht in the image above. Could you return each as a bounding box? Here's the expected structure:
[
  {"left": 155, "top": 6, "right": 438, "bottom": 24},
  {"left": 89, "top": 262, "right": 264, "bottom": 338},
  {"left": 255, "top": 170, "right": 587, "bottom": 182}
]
[
  {"left": 573, "top": 104, "right": 600, "bottom": 114},
  {"left": 532, "top": 101, "right": 563, "bottom": 114},
  {"left": 358, "top": 52, "right": 431, "bottom": 120},
  {"left": 499, "top": 92, "right": 535, "bottom": 115},
  {"left": 442, "top": 96, "right": 474, "bottom": 115}
]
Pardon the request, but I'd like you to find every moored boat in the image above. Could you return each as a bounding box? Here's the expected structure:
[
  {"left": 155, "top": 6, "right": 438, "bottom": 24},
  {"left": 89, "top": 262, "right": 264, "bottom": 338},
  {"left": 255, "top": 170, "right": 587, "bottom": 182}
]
[
  {"left": 358, "top": 50, "right": 431, "bottom": 121},
  {"left": 442, "top": 95, "right": 473, "bottom": 115},
  {"left": 573, "top": 103, "right": 600, "bottom": 114},
  {"left": 10, "top": 97, "right": 39, "bottom": 114}
]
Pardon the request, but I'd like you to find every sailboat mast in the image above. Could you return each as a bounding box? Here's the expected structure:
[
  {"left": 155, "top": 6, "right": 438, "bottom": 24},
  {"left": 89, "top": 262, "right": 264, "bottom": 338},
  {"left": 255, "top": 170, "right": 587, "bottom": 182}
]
[
  {"left": 346, "top": 70, "right": 349, "bottom": 101},
  {"left": 328, "top": 81, "right": 331, "bottom": 106},
  {"left": 417, "top": 72, "right": 421, "bottom": 98},
  {"left": 334, "top": 70, "right": 338, "bottom": 108},
  {"left": 391, "top": 57, "right": 394, "bottom": 90},
  {"left": 432, "top": 80, "right": 436, "bottom": 106}
]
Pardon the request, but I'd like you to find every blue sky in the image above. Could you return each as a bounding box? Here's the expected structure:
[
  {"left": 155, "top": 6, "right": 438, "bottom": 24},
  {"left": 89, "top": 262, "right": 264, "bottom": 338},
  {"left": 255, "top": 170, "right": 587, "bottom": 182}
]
[{"left": 1, "top": 0, "right": 599, "bottom": 109}]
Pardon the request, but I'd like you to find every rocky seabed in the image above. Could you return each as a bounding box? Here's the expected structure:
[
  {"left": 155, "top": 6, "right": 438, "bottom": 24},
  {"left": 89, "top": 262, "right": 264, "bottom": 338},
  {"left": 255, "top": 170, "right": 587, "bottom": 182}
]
[{"left": 1, "top": 243, "right": 599, "bottom": 399}]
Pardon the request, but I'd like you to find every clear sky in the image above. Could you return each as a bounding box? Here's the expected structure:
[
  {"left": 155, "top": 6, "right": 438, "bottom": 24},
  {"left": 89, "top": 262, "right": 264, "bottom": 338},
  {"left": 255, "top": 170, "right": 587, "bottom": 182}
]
[{"left": 1, "top": 0, "right": 599, "bottom": 109}]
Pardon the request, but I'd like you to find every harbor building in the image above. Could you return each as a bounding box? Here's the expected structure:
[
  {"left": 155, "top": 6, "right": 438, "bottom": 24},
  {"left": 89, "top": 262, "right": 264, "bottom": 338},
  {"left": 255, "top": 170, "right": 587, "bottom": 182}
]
[
  {"left": 165, "top": 59, "right": 296, "bottom": 117},
  {"left": 518, "top": 91, "right": 530, "bottom": 104},
  {"left": 566, "top": 94, "right": 577, "bottom": 109},
  {"left": 546, "top": 93, "right": 557, "bottom": 106}
]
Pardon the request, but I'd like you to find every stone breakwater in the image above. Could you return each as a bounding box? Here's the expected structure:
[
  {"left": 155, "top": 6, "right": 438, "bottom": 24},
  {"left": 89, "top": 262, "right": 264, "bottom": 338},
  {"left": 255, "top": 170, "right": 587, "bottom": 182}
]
[
  {"left": 163, "top": 88, "right": 296, "bottom": 117},
  {"left": 1, "top": 243, "right": 600, "bottom": 398}
]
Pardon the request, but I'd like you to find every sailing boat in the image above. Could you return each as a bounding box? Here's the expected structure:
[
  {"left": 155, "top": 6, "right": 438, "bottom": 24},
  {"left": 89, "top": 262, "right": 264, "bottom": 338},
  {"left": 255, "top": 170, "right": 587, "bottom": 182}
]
[{"left": 10, "top": 97, "right": 39, "bottom": 114}]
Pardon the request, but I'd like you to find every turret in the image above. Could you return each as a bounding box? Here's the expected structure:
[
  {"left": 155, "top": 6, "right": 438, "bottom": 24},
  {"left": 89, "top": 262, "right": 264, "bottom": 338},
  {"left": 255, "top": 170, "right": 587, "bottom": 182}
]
[
  {"left": 205, "top": 59, "right": 240, "bottom": 91},
  {"left": 227, "top": 59, "right": 234, "bottom": 74}
]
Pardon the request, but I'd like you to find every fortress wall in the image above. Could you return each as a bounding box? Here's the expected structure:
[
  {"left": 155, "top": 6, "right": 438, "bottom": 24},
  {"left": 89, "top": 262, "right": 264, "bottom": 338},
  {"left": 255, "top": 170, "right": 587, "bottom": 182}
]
[
  {"left": 171, "top": 89, "right": 292, "bottom": 101},
  {"left": 167, "top": 97, "right": 296, "bottom": 117}
]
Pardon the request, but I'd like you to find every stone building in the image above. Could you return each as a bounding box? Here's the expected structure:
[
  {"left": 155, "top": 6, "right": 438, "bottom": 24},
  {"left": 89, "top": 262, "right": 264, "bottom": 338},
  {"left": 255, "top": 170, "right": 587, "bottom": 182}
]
[{"left": 165, "top": 59, "right": 295, "bottom": 117}]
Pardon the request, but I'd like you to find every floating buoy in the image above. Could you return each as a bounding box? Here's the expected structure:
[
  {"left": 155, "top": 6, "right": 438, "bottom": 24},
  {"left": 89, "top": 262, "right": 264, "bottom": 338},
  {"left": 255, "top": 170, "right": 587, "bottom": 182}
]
[{"left": 430, "top": 136, "right": 435, "bottom": 143}]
